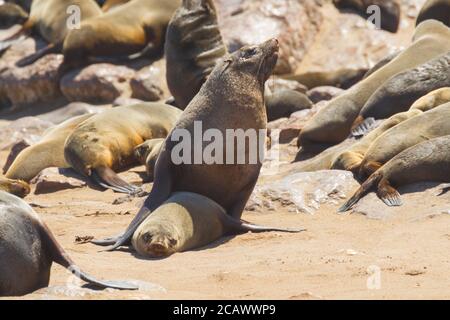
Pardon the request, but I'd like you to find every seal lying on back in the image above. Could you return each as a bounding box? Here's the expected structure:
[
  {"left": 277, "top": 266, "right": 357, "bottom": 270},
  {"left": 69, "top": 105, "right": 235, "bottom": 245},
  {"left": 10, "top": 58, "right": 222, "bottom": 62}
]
[
  {"left": 351, "top": 52, "right": 450, "bottom": 136},
  {"left": 165, "top": 0, "right": 227, "bottom": 110},
  {"left": 5, "top": 114, "right": 94, "bottom": 186},
  {"left": 0, "top": 191, "right": 137, "bottom": 296},
  {"left": 64, "top": 103, "right": 181, "bottom": 194},
  {"left": 332, "top": 87, "right": 450, "bottom": 173},
  {"left": 417, "top": 0, "right": 450, "bottom": 28},
  {"left": 333, "top": 0, "right": 401, "bottom": 33},
  {"left": 91, "top": 39, "right": 280, "bottom": 250},
  {"left": 132, "top": 192, "right": 303, "bottom": 258},
  {"left": 298, "top": 20, "right": 450, "bottom": 148},
  {"left": 339, "top": 135, "right": 450, "bottom": 211},
  {"left": 358, "top": 102, "right": 450, "bottom": 179},
  {"left": 61, "top": 0, "right": 181, "bottom": 71}
]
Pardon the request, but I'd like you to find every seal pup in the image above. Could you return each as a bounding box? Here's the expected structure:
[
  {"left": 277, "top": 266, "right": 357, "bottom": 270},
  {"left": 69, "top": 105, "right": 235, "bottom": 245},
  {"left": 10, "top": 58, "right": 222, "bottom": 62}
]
[
  {"left": 298, "top": 20, "right": 450, "bottom": 148},
  {"left": 0, "top": 2, "right": 28, "bottom": 29},
  {"left": 416, "top": 0, "right": 450, "bottom": 28},
  {"left": 64, "top": 103, "right": 182, "bottom": 194},
  {"left": 0, "top": 191, "right": 137, "bottom": 296},
  {"left": 5, "top": 114, "right": 94, "bottom": 185},
  {"left": 7, "top": 0, "right": 103, "bottom": 67},
  {"left": 339, "top": 135, "right": 450, "bottom": 211},
  {"left": 134, "top": 138, "right": 165, "bottom": 180},
  {"left": 132, "top": 192, "right": 304, "bottom": 258},
  {"left": 0, "top": 177, "right": 30, "bottom": 198},
  {"left": 333, "top": 0, "right": 401, "bottom": 33},
  {"left": 351, "top": 52, "right": 450, "bottom": 136},
  {"left": 60, "top": 0, "right": 181, "bottom": 71},
  {"left": 91, "top": 39, "right": 280, "bottom": 250},
  {"left": 358, "top": 102, "right": 450, "bottom": 179},
  {"left": 165, "top": 0, "right": 227, "bottom": 110}
]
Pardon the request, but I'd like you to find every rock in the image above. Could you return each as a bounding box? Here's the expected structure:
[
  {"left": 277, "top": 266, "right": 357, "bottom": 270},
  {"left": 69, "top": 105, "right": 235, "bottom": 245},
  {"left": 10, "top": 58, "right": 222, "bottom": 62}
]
[
  {"left": 216, "top": 0, "right": 323, "bottom": 74},
  {"left": 2, "top": 139, "right": 30, "bottom": 173},
  {"left": 32, "top": 168, "right": 86, "bottom": 194},
  {"left": 265, "top": 78, "right": 308, "bottom": 95},
  {"left": 60, "top": 63, "right": 136, "bottom": 103},
  {"left": 130, "top": 65, "right": 165, "bottom": 101},
  {"left": 0, "top": 37, "right": 63, "bottom": 108},
  {"left": 38, "top": 102, "right": 110, "bottom": 124},
  {"left": 0, "top": 116, "right": 52, "bottom": 150},
  {"left": 307, "top": 86, "right": 345, "bottom": 103},
  {"left": 247, "top": 169, "right": 359, "bottom": 214}
]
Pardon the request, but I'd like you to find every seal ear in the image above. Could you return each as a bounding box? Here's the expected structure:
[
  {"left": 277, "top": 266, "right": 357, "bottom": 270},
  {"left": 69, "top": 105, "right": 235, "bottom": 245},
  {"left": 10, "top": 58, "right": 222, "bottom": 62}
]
[{"left": 219, "top": 58, "right": 233, "bottom": 76}]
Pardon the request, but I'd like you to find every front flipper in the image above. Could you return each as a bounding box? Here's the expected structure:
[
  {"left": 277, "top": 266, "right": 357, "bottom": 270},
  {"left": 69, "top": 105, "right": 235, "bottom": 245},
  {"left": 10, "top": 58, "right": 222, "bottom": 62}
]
[
  {"left": 95, "top": 147, "right": 173, "bottom": 251},
  {"left": 91, "top": 166, "right": 142, "bottom": 195},
  {"left": 16, "top": 42, "right": 62, "bottom": 67},
  {"left": 70, "top": 265, "right": 138, "bottom": 290}
]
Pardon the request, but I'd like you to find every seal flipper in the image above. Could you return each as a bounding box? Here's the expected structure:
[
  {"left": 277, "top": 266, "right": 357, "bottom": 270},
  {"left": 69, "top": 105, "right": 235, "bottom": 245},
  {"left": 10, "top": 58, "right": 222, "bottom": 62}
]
[
  {"left": 221, "top": 214, "right": 305, "bottom": 234},
  {"left": 377, "top": 178, "right": 402, "bottom": 206},
  {"left": 338, "top": 172, "right": 382, "bottom": 212},
  {"left": 351, "top": 117, "right": 376, "bottom": 137},
  {"left": 16, "top": 42, "right": 62, "bottom": 67},
  {"left": 91, "top": 166, "right": 141, "bottom": 194},
  {"left": 38, "top": 221, "right": 138, "bottom": 290}
]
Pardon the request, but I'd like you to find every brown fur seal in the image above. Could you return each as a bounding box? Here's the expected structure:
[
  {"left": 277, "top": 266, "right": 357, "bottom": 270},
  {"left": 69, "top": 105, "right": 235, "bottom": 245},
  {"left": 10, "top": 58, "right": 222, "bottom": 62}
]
[
  {"left": 333, "top": 0, "right": 401, "bottom": 33},
  {"left": 0, "top": 191, "right": 137, "bottom": 296},
  {"left": 266, "top": 90, "right": 313, "bottom": 121},
  {"left": 333, "top": 88, "right": 450, "bottom": 173},
  {"left": 132, "top": 192, "right": 303, "bottom": 258},
  {"left": 91, "top": 39, "right": 280, "bottom": 250},
  {"left": 5, "top": 114, "right": 94, "bottom": 184},
  {"left": 298, "top": 20, "right": 450, "bottom": 148},
  {"left": 64, "top": 103, "right": 182, "bottom": 194},
  {"left": 358, "top": 102, "right": 450, "bottom": 179},
  {"left": 134, "top": 138, "right": 164, "bottom": 180},
  {"left": 417, "top": 0, "right": 450, "bottom": 28},
  {"left": 7, "top": 0, "right": 103, "bottom": 66},
  {"left": 61, "top": 0, "right": 181, "bottom": 71},
  {"left": 100, "top": 0, "right": 130, "bottom": 11},
  {"left": 351, "top": 52, "right": 450, "bottom": 136},
  {"left": 5, "top": 0, "right": 32, "bottom": 12},
  {"left": 339, "top": 135, "right": 450, "bottom": 211},
  {"left": 165, "top": 0, "right": 226, "bottom": 110},
  {"left": 0, "top": 177, "right": 30, "bottom": 198},
  {"left": 0, "top": 2, "right": 28, "bottom": 29}
]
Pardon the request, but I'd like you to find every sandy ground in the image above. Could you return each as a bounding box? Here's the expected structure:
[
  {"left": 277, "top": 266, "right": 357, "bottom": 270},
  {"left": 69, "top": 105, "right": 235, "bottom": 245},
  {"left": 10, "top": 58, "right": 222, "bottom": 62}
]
[{"left": 1, "top": 143, "right": 450, "bottom": 300}]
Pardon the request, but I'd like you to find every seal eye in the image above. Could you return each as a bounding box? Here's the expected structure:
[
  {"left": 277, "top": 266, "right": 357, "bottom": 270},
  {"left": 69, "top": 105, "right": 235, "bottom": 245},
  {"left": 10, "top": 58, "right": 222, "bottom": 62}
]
[
  {"left": 241, "top": 47, "right": 257, "bottom": 59},
  {"left": 143, "top": 233, "right": 153, "bottom": 243},
  {"left": 168, "top": 238, "right": 177, "bottom": 247}
]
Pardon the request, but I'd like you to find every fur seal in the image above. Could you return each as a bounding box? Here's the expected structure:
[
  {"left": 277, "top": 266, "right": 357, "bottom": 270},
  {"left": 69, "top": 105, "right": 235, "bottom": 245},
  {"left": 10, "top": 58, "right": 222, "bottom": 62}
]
[
  {"left": 339, "top": 135, "right": 450, "bottom": 211},
  {"left": 298, "top": 20, "right": 450, "bottom": 148},
  {"left": 132, "top": 192, "right": 303, "bottom": 258},
  {"left": 334, "top": 88, "right": 450, "bottom": 173},
  {"left": 333, "top": 0, "right": 401, "bottom": 33},
  {"left": 165, "top": 0, "right": 227, "bottom": 110},
  {"left": 134, "top": 138, "right": 164, "bottom": 180},
  {"left": 363, "top": 51, "right": 402, "bottom": 79},
  {"left": 91, "top": 39, "right": 280, "bottom": 250},
  {"left": 4, "top": 0, "right": 32, "bottom": 12},
  {"left": 0, "top": 2, "right": 28, "bottom": 29},
  {"left": 416, "top": 0, "right": 450, "bottom": 28},
  {"left": 265, "top": 90, "right": 313, "bottom": 121},
  {"left": 0, "top": 190, "right": 137, "bottom": 296},
  {"left": 101, "top": 0, "right": 130, "bottom": 11},
  {"left": 61, "top": 0, "right": 181, "bottom": 71},
  {"left": 0, "top": 177, "right": 30, "bottom": 198},
  {"left": 358, "top": 102, "right": 450, "bottom": 179},
  {"left": 7, "top": 0, "right": 103, "bottom": 66},
  {"left": 351, "top": 52, "right": 450, "bottom": 136},
  {"left": 64, "top": 103, "right": 182, "bottom": 194},
  {"left": 5, "top": 114, "right": 94, "bottom": 184}
]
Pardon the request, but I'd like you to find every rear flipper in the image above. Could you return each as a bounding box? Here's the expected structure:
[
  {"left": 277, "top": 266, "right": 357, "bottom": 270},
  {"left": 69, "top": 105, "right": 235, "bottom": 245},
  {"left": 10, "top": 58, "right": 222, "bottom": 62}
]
[
  {"left": 377, "top": 178, "right": 402, "bottom": 207},
  {"left": 90, "top": 234, "right": 123, "bottom": 246},
  {"left": 16, "top": 42, "right": 62, "bottom": 67},
  {"left": 351, "top": 117, "right": 376, "bottom": 137},
  {"left": 338, "top": 172, "right": 382, "bottom": 212},
  {"left": 69, "top": 265, "right": 138, "bottom": 290},
  {"left": 224, "top": 214, "right": 305, "bottom": 234},
  {"left": 91, "top": 166, "right": 142, "bottom": 195}
]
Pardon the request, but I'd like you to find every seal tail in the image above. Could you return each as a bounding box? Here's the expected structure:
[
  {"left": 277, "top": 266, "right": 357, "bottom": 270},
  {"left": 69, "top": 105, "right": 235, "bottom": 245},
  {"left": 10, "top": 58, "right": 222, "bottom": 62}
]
[
  {"left": 338, "top": 172, "right": 382, "bottom": 212},
  {"left": 91, "top": 166, "right": 142, "bottom": 195},
  {"left": 351, "top": 116, "right": 376, "bottom": 137},
  {"left": 16, "top": 42, "right": 63, "bottom": 67},
  {"left": 38, "top": 221, "right": 138, "bottom": 290}
]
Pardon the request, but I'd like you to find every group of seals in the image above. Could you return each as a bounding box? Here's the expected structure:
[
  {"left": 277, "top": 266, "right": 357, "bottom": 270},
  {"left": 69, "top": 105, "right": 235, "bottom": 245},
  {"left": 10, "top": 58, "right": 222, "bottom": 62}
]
[
  {"left": 91, "top": 39, "right": 285, "bottom": 250},
  {"left": 351, "top": 51, "right": 450, "bottom": 136},
  {"left": 0, "top": 190, "right": 137, "bottom": 296},
  {"left": 298, "top": 20, "right": 450, "bottom": 149},
  {"left": 132, "top": 192, "right": 302, "bottom": 258}
]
